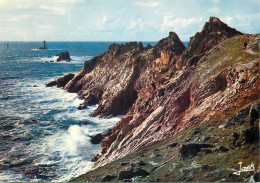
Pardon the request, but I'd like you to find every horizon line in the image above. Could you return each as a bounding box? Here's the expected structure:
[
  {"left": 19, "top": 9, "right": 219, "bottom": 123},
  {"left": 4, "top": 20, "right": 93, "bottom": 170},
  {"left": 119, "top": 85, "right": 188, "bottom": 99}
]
[{"left": 0, "top": 40, "right": 189, "bottom": 43}]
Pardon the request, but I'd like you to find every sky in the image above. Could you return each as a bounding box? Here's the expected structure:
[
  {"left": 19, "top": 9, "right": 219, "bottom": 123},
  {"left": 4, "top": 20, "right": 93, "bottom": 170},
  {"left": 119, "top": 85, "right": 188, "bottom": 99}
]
[{"left": 0, "top": 0, "right": 259, "bottom": 42}]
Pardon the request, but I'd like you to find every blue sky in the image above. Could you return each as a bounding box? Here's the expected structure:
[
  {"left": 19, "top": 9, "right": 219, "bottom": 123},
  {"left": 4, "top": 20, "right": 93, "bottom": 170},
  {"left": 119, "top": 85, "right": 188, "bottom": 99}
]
[{"left": 0, "top": 0, "right": 259, "bottom": 41}]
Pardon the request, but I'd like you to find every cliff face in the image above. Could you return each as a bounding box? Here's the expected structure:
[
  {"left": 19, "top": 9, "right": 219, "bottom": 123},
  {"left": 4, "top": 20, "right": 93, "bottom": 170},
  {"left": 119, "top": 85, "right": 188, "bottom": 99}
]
[{"left": 48, "top": 17, "right": 259, "bottom": 172}]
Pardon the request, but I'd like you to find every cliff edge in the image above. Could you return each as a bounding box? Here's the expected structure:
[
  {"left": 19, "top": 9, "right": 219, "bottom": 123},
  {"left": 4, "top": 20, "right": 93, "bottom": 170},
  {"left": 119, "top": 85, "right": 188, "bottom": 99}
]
[{"left": 48, "top": 17, "right": 259, "bottom": 182}]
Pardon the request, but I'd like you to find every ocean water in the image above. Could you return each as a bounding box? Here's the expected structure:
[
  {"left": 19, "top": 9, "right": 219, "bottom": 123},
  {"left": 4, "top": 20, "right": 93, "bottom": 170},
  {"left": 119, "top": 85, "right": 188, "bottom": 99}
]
[
  {"left": 0, "top": 40, "right": 188, "bottom": 182},
  {"left": 0, "top": 41, "right": 155, "bottom": 182}
]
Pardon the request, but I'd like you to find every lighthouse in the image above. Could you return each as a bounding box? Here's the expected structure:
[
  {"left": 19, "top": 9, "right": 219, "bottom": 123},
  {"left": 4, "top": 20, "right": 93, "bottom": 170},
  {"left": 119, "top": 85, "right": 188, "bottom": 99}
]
[{"left": 39, "top": 40, "right": 47, "bottom": 50}]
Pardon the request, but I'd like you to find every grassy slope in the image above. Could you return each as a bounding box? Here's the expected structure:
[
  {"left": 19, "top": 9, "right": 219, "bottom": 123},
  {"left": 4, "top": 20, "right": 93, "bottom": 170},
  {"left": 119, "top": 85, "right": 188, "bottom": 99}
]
[{"left": 70, "top": 34, "right": 259, "bottom": 182}]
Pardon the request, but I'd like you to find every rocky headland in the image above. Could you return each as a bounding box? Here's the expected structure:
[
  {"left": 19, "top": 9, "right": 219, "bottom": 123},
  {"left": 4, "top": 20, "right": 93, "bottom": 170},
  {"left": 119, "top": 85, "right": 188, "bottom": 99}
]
[{"left": 48, "top": 17, "right": 259, "bottom": 182}]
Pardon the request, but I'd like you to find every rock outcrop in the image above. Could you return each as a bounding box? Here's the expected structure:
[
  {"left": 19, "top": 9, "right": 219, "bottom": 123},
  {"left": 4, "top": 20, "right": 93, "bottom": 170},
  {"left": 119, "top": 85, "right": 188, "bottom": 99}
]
[
  {"left": 46, "top": 73, "right": 74, "bottom": 87},
  {"left": 56, "top": 51, "right": 71, "bottom": 61},
  {"left": 48, "top": 17, "right": 259, "bottom": 173}
]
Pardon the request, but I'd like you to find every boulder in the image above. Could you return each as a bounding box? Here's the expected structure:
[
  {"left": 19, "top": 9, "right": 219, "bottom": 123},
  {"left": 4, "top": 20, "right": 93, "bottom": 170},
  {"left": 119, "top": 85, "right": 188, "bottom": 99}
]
[
  {"left": 56, "top": 51, "right": 71, "bottom": 61},
  {"left": 90, "top": 133, "right": 103, "bottom": 144},
  {"left": 90, "top": 129, "right": 112, "bottom": 144},
  {"left": 134, "top": 167, "right": 150, "bottom": 177},
  {"left": 179, "top": 144, "right": 214, "bottom": 159},
  {"left": 118, "top": 169, "right": 135, "bottom": 180}
]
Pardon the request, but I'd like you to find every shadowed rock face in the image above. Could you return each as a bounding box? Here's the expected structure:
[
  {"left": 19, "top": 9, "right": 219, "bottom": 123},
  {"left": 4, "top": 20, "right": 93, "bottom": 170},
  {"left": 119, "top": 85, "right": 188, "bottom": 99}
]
[
  {"left": 47, "top": 17, "right": 259, "bottom": 169},
  {"left": 61, "top": 33, "right": 186, "bottom": 117}
]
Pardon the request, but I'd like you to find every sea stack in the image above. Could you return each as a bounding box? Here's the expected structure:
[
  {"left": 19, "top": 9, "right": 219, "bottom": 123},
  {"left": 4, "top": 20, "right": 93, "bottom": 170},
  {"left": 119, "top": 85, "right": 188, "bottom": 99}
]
[{"left": 56, "top": 51, "right": 71, "bottom": 61}]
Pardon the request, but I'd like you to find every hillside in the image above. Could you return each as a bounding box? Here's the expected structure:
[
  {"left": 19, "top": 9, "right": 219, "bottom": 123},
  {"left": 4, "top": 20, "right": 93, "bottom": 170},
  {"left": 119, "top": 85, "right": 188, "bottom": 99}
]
[{"left": 48, "top": 17, "right": 260, "bottom": 182}]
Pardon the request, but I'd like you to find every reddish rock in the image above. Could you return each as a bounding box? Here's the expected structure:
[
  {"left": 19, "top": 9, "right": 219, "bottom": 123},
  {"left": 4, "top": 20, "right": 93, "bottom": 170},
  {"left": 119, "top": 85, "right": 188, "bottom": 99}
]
[{"left": 52, "top": 17, "right": 259, "bottom": 169}]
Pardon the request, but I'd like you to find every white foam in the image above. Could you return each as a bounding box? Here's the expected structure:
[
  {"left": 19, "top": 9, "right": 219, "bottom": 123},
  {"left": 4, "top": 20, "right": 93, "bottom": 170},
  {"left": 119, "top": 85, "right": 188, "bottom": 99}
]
[
  {"left": 66, "top": 125, "right": 91, "bottom": 156},
  {"left": 31, "top": 124, "right": 101, "bottom": 182},
  {"left": 2, "top": 75, "right": 123, "bottom": 182}
]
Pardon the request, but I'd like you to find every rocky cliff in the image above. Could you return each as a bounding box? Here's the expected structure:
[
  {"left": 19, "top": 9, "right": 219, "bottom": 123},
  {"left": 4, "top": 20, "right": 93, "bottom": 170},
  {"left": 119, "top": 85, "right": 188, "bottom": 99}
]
[{"left": 48, "top": 17, "right": 259, "bottom": 182}]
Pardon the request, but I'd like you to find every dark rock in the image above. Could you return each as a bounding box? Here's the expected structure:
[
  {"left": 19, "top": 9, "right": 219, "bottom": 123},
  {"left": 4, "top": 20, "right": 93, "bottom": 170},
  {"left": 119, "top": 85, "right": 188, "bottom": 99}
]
[
  {"left": 77, "top": 104, "right": 87, "bottom": 110},
  {"left": 200, "top": 148, "right": 212, "bottom": 154},
  {"left": 100, "top": 174, "right": 116, "bottom": 182},
  {"left": 46, "top": 81, "right": 57, "bottom": 87},
  {"left": 118, "top": 169, "right": 135, "bottom": 180},
  {"left": 241, "top": 127, "right": 259, "bottom": 143},
  {"left": 90, "top": 133, "right": 103, "bottom": 144},
  {"left": 228, "top": 105, "right": 251, "bottom": 125},
  {"left": 46, "top": 73, "right": 75, "bottom": 88},
  {"left": 33, "top": 85, "right": 37, "bottom": 87},
  {"left": 232, "top": 132, "right": 239, "bottom": 140},
  {"left": 168, "top": 143, "right": 178, "bottom": 148},
  {"left": 134, "top": 167, "right": 150, "bottom": 177},
  {"left": 121, "top": 162, "right": 128, "bottom": 166},
  {"left": 138, "top": 160, "right": 146, "bottom": 166},
  {"left": 90, "top": 129, "right": 113, "bottom": 144},
  {"left": 250, "top": 104, "right": 259, "bottom": 126},
  {"left": 253, "top": 169, "right": 260, "bottom": 182},
  {"left": 102, "top": 129, "right": 112, "bottom": 137},
  {"left": 179, "top": 144, "right": 215, "bottom": 159},
  {"left": 202, "top": 164, "right": 209, "bottom": 170},
  {"left": 56, "top": 51, "right": 71, "bottom": 61},
  {"left": 50, "top": 60, "right": 54, "bottom": 62}
]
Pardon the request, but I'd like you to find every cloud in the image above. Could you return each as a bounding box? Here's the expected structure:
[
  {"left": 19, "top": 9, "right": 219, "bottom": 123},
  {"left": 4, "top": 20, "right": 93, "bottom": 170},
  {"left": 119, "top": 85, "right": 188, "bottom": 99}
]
[
  {"left": 58, "top": 0, "right": 84, "bottom": 3},
  {"left": 15, "top": 4, "right": 32, "bottom": 9},
  {"left": 93, "top": 15, "right": 120, "bottom": 31},
  {"left": 162, "top": 16, "right": 204, "bottom": 31},
  {"left": 6, "top": 14, "right": 32, "bottom": 22},
  {"left": 40, "top": 4, "right": 66, "bottom": 15},
  {"left": 221, "top": 17, "right": 233, "bottom": 24},
  {"left": 133, "top": 1, "right": 160, "bottom": 7},
  {"left": 212, "top": 0, "right": 219, "bottom": 3},
  {"left": 126, "top": 18, "right": 156, "bottom": 34},
  {"left": 207, "top": 7, "right": 221, "bottom": 14}
]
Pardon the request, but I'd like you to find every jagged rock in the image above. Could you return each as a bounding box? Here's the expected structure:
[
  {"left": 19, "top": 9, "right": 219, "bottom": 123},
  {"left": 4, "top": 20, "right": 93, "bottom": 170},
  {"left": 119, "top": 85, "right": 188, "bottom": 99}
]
[
  {"left": 51, "top": 17, "right": 259, "bottom": 171},
  {"left": 56, "top": 51, "right": 71, "bottom": 61},
  {"left": 228, "top": 105, "right": 251, "bottom": 125},
  {"left": 46, "top": 73, "right": 75, "bottom": 88}
]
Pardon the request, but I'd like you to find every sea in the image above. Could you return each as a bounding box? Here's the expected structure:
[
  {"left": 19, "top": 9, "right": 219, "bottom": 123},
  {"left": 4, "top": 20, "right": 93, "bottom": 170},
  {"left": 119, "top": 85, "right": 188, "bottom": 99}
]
[{"left": 0, "top": 41, "right": 163, "bottom": 182}]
